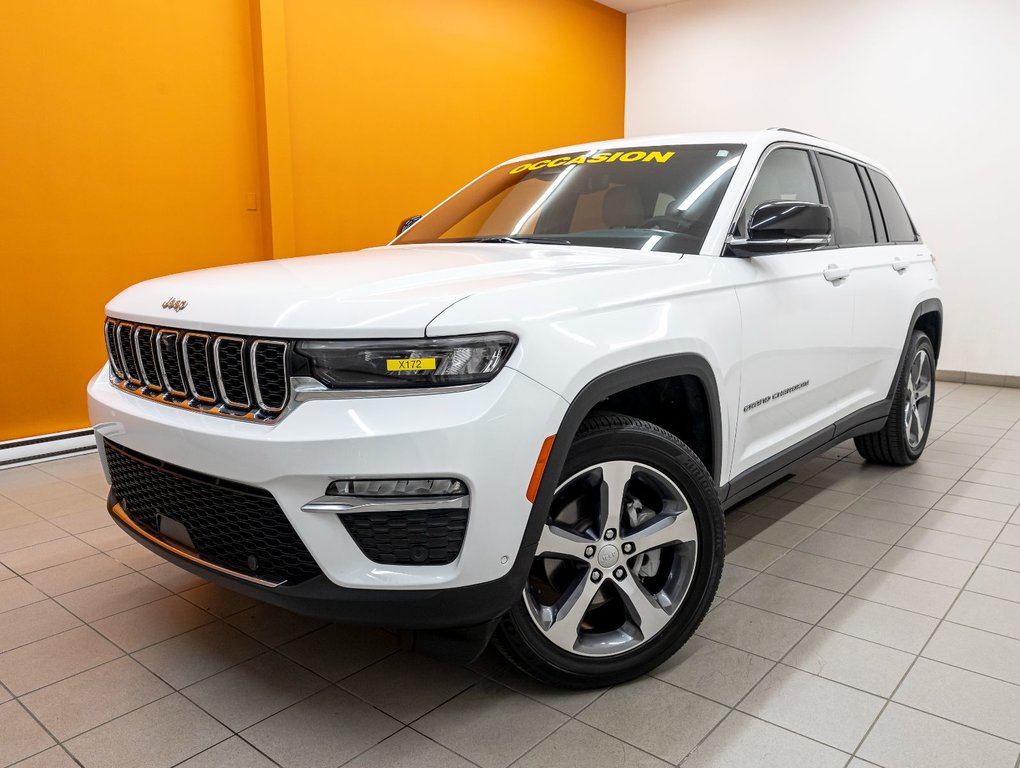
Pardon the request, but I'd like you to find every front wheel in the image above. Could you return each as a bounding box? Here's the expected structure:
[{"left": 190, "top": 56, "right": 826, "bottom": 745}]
[{"left": 494, "top": 412, "right": 724, "bottom": 688}]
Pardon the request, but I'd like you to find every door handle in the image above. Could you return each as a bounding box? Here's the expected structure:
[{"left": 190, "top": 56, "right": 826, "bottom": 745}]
[
  {"left": 892, "top": 257, "right": 909, "bottom": 273},
  {"left": 823, "top": 264, "right": 850, "bottom": 283}
]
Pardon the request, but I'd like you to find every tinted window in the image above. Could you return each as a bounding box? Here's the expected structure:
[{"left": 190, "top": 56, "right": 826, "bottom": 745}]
[
  {"left": 738, "top": 149, "right": 819, "bottom": 236},
  {"left": 860, "top": 168, "right": 888, "bottom": 243},
  {"left": 869, "top": 170, "right": 917, "bottom": 242},
  {"left": 818, "top": 154, "right": 875, "bottom": 246}
]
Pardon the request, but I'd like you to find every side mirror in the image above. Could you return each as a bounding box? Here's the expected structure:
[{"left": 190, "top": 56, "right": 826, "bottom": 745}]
[
  {"left": 725, "top": 201, "right": 832, "bottom": 257},
  {"left": 396, "top": 215, "right": 422, "bottom": 236}
]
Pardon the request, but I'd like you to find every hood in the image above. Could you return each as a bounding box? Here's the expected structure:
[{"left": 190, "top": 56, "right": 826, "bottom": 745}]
[{"left": 106, "top": 243, "right": 678, "bottom": 337}]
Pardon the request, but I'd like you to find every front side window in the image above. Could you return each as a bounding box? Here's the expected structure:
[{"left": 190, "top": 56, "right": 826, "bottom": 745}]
[
  {"left": 736, "top": 148, "right": 820, "bottom": 237},
  {"left": 818, "top": 154, "right": 876, "bottom": 246},
  {"left": 394, "top": 144, "right": 744, "bottom": 255},
  {"left": 868, "top": 170, "right": 918, "bottom": 242}
]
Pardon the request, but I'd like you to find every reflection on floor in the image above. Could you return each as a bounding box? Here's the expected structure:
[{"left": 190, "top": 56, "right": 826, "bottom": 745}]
[{"left": 2, "top": 381, "right": 1020, "bottom": 767}]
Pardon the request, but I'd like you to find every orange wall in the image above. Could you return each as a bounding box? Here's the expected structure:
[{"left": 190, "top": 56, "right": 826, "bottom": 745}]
[
  {"left": 0, "top": 1, "right": 265, "bottom": 441},
  {"left": 0, "top": 0, "right": 625, "bottom": 441},
  {"left": 282, "top": 0, "right": 626, "bottom": 256}
]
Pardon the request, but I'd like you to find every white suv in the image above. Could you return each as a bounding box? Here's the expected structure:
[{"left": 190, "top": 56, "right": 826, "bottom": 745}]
[{"left": 88, "top": 129, "right": 942, "bottom": 687}]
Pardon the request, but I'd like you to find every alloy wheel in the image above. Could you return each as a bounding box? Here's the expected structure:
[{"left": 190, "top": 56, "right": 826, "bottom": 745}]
[{"left": 904, "top": 348, "right": 933, "bottom": 449}]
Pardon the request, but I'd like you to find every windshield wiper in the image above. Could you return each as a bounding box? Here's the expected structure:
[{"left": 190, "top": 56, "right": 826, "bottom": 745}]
[{"left": 457, "top": 235, "right": 571, "bottom": 245}]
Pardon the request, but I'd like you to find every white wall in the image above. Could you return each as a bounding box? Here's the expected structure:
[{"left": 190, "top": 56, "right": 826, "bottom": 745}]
[{"left": 626, "top": 0, "right": 1020, "bottom": 376}]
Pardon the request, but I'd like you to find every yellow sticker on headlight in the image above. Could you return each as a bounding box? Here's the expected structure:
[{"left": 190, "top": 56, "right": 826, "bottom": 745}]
[{"left": 386, "top": 358, "right": 437, "bottom": 372}]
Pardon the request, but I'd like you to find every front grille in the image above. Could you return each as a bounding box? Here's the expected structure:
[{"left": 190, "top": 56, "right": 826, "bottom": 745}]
[
  {"left": 104, "top": 318, "right": 290, "bottom": 422},
  {"left": 341, "top": 509, "right": 469, "bottom": 565},
  {"left": 105, "top": 440, "right": 321, "bottom": 584}
]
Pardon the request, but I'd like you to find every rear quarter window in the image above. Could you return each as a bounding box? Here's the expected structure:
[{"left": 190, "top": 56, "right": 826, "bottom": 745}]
[{"left": 868, "top": 170, "right": 918, "bottom": 243}]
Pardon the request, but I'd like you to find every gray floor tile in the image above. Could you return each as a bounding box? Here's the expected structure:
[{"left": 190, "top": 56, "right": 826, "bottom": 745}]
[
  {"left": 224, "top": 603, "right": 325, "bottom": 647},
  {"left": 696, "top": 600, "right": 811, "bottom": 660},
  {"left": 512, "top": 719, "right": 668, "bottom": 768},
  {"left": 141, "top": 563, "right": 206, "bottom": 594},
  {"left": 730, "top": 573, "right": 841, "bottom": 623},
  {"left": 172, "top": 737, "right": 278, "bottom": 768},
  {"left": 681, "top": 710, "right": 847, "bottom": 768},
  {"left": 883, "top": 470, "right": 957, "bottom": 493},
  {"left": 181, "top": 651, "right": 328, "bottom": 731},
  {"left": 924, "top": 621, "right": 1020, "bottom": 686},
  {"left": 819, "top": 595, "right": 938, "bottom": 653},
  {"left": 966, "top": 564, "right": 1020, "bottom": 603},
  {"left": 345, "top": 728, "right": 476, "bottom": 768},
  {"left": 0, "top": 700, "right": 55, "bottom": 767},
  {"left": 0, "top": 625, "right": 121, "bottom": 695},
  {"left": 998, "top": 523, "right": 1020, "bottom": 545},
  {"left": 983, "top": 541, "right": 1020, "bottom": 573},
  {"left": 416, "top": 680, "right": 567, "bottom": 768},
  {"left": 55, "top": 572, "right": 170, "bottom": 622},
  {"left": 822, "top": 511, "right": 911, "bottom": 544},
  {"left": 470, "top": 650, "right": 606, "bottom": 717},
  {"left": 948, "top": 481, "right": 1020, "bottom": 506},
  {"left": 25, "top": 554, "right": 131, "bottom": 597},
  {"left": 64, "top": 693, "right": 230, "bottom": 768},
  {"left": 747, "top": 498, "right": 840, "bottom": 528},
  {"left": 0, "top": 505, "right": 40, "bottom": 533},
  {"left": 716, "top": 562, "right": 757, "bottom": 598},
  {"left": 933, "top": 493, "right": 1016, "bottom": 521},
  {"left": 765, "top": 550, "right": 867, "bottom": 592},
  {"left": 340, "top": 650, "right": 478, "bottom": 723},
  {"left": 780, "top": 484, "right": 859, "bottom": 511},
  {"left": 904, "top": 459, "right": 969, "bottom": 480},
  {"left": 737, "top": 664, "right": 883, "bottom": 752},
  {"left": 916, "top": 509, "right": 1004, "bottom": 540},
  {"left": 864, "top": 481, "right": 944, "bottom": 509},
  {"left": 849, "top": 570, "right": 959, "bottom": 618},
  {"left": 106, "top": 543, "right": 166, "bottom": 571},
  {"left": 785, "top": 626, "right": 914, "bottom": 697},
  {"left": 0, "top": 537, "right": 98, "bottom": 575},
  {"left": 947, "top": 590, "right": 1020, "bottom": 640},
  {"left": 0, "top": 600, "right": 80, "bottom": 654},
  {"left": 0, "top": 521, "right": 67, "bottom": 554},
  {"left": 74, "top": 525, "right": 134, "bottom": 552},
  {"left": 858, "top": 702, "right": 1019, "bottom": 768},
  {"left": 651, "top": 635, "right": 774, "bottom": 706},
  {"left": 845, "top": 497, "right": 928, "bottom": 525},
  {"left": 874, "top": 546, "right": 975, "bottom": 587},
  {"left": 92, "top": 595, "right": 214, "bottom": 652},
  {"left": 728, "top": 516, "right": 815, "bottom": 548},
  {"left": 0, "top": 578, "right": 47, "bottom": 614},
  {"left": 12, "top": 746, "right": 81, "bottom": 767},
  {"left": 178, "top": 583, "right": 257, "bottom": 618},
  {"left": 795, "top": 530, "right": 891, "bottom": 567},
  {"left": 725, "top": 539, "right": 789, "bottom": 571},
  {"left": 132, "top": 620, "right": 265, "bottom": 690},
  {"left": 578, "top": 676, "right": 726, "bottom": 763},
  {"left": 894, "top": 657, "right": 1020, "bottom": 742},
  {"left": 20, "top": 656, "right": 172, "bottom": 740},
  {"left": 277, "top": 624, "right": 401, "bottom": 682},
  {"left": 896, "top": 527, "right": 990, "bottom": 562},
  {"left": 242, "top": 686, "right": 401, "bottom": 768}
]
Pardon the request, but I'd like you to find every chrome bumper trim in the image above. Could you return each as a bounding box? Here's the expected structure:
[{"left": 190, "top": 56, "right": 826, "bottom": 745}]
[
  {"left": 109, "top": 501, "right": 285, "bottom": 588},
  {"left": 301, "top": 494, "right": 469, "bottom": 514}
]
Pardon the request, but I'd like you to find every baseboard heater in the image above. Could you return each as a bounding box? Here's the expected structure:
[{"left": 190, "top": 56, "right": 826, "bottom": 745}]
[{"left": 0, "top": 429, "right": 98, "bottom": 469}]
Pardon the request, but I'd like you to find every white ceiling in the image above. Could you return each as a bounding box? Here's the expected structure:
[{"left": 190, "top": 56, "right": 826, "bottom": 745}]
[{"left": 596, "top": 0, "right": 677, "bottom": 13}]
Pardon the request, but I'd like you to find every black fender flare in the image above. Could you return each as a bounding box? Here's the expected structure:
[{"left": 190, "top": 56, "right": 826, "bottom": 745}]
[
  {"left": 515, "top": 354, "right": 723, "bottom": 564},
  {"left": 889, "top": 298, "right": 943, "bottom": 399}
]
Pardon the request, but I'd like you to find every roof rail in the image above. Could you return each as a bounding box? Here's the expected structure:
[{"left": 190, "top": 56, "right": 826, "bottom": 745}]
[{"left": 766, "top": 127, "right": 823, "bottom": 139}]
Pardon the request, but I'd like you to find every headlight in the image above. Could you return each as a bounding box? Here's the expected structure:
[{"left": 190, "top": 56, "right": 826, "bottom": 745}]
[{"left": 295, "top": 333, "right": 517, "bottom": 389}]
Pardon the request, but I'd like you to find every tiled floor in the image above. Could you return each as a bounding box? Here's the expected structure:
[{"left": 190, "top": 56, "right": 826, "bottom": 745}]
[{"left": 2, "top": 382, "right": 1020, "bottom": 767}]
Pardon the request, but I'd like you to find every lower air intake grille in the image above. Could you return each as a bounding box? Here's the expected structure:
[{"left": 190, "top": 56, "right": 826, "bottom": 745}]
[
  {"left": 104, "top": 440, "right": 321, "bottom": 584},
  {"left": 340, "top": 509, "right": 469, "bottom": 565}
]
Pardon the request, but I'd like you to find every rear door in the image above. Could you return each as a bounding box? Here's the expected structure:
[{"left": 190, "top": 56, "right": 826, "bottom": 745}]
[{"left": 727, "top": 146, "right": 857, "bottom": 479}]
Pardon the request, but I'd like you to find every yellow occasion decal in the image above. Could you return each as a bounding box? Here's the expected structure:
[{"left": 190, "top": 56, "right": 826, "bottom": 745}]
[
  {"left": 510, "top": 149, "right": 675, "bottom": 174},
  {"left": 386, "top": 358, "right": 437, "bottom": 371}
]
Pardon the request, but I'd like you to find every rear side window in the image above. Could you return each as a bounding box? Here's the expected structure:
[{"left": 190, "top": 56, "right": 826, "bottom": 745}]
[
  {"left": 868, "top": 170, "right": 917, "bottom": 242},
  {"left": 817, "top": 154, "right": 875, "bottom": 246},
  {"left": 738, "top": 148, "right": 820, "bottom": 236}
]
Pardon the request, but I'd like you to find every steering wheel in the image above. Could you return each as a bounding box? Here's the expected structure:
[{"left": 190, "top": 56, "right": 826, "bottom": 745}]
[{"left": 639, "top": 216, "right": 684, "bottom": 232}]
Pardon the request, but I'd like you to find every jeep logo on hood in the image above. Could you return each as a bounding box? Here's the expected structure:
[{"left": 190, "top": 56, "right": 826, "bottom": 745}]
[{"left": 162, "top": 297, "right": 188, "bottom": 312}]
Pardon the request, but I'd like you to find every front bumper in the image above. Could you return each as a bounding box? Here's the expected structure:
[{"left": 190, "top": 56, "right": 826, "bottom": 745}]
[{"left": 88, "top": 365, "right": 567, "bottom": 627}]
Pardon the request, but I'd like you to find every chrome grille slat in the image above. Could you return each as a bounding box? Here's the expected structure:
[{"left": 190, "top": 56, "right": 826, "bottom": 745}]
[
  {"left": 213, "top": 336, "right": 251, "bottom": 409},
  {"left": 106, "top": 318, "right": 290, "bottom": 423},
  {"left": 115, "top": 322, "right": 141, "bottom": 385},
  {"left": 183, "top": 333, "right": 216, "bottom": 403},
  {"left": 133, "top": 326, "right": 162, "bottom": 392}
]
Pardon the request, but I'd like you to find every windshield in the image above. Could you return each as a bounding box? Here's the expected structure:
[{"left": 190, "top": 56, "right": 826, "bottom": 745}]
[{"left": 394, "top": 144, "right": 744, "bottom": 254}]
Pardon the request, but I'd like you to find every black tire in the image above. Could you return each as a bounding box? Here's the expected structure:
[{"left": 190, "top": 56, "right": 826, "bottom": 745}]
[
  {"left": 854, "top": 330, "right": 935, "bottom": 466},
  {"left": 494, "top": 412, "right": 725, "bottom": 688}
]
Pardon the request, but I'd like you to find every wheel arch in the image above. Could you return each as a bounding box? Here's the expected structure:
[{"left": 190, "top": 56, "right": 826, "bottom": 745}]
[
  {"left": 889, "top": 298, "right": 943, "bottom": 400},
  {"left": 520, "top": 354, "right": 723, "bottom": 555}
]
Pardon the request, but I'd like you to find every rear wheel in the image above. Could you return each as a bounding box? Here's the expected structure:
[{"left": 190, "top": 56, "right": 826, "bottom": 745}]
[
  {"left": 855, "top": 330, "right": 935, "bottom": 465},
  {"left": 494, "top": 412, "right": 724, "bottom": 688}
]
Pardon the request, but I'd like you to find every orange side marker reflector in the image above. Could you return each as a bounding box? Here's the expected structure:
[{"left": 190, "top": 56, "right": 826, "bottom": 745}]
[{"left": 526, "top": 435, "right": 556, "bottom": 503}]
